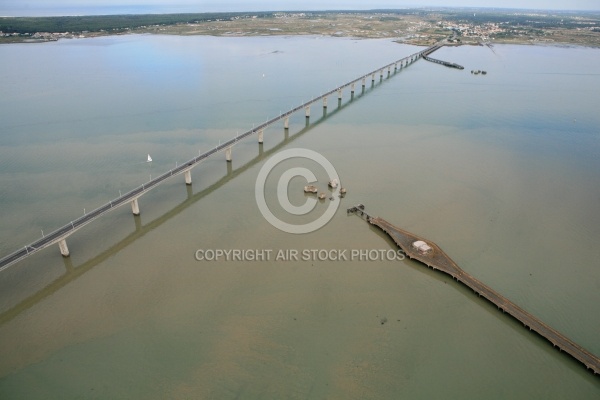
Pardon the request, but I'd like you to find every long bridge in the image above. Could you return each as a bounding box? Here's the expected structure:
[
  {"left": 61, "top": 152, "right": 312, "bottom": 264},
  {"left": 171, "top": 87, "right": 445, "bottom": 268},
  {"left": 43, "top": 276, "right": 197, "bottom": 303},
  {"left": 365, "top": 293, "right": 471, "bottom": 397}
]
[
  {"left": 0, "top": 43, "right": 444, "bottom": 272},
  {"left": 0, "top": 97, "right": 363, "bottom": 327},
  {"left": 347, "top": 205, "right": 600, "bottom": 375}
]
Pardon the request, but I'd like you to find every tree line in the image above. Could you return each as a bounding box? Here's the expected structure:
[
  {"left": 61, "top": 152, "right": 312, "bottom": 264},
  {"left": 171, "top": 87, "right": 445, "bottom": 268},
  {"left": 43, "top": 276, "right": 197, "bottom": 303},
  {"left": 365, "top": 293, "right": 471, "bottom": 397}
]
[{"left": 0, "top": 12, "right": 275, "bottom": 34}]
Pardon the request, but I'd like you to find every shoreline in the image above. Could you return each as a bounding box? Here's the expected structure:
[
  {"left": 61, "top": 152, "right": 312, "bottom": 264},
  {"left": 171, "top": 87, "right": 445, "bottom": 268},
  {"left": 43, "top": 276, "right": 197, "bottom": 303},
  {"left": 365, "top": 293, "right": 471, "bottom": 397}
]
[
  {"left": 2, "top": 30, "right": 600, "bottom": 50},
  {"left": 2, "top": 10, "right": 599, "bottom": 48}
]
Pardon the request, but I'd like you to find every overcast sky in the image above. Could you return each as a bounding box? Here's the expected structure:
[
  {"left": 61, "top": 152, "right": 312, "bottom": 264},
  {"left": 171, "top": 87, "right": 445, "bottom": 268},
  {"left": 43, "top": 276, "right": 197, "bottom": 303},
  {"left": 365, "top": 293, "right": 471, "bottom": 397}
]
[{"left": 2, "top": 1, "right": 599, "bottom": 16}]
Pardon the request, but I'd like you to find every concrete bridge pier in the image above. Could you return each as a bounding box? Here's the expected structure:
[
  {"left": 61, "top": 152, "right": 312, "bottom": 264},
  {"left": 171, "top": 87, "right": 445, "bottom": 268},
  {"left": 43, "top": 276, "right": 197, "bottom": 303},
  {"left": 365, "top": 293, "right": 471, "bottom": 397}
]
[
  {"left": 387, "top": 66, "right": 391, "bottom": 75},
  {"left": 379, "top": 69, "right": 384, "bottom": 79},
  {"left": 184, "top": 169, "right": 192, "bottom": 185},
  {"left": 58, "top": 239, "right": 69, "bottom": 257},
  {"left": 284, "top": 116, "right": 289, "bottom": 130},
  {"left": 131, "top": 198, "right": 140, "bottom": 215},
  {"left": 337, "top": 88, "right": 342, "bottom": 100},
  {"left": 323, "top": 96, "right": 327, "bottom": 108},
  {"left": 133, "top": 214, "right": 142, "bottom": 231},
  {"left": 258, "top": 129, "right": 264, "bottom": 143},
  {"left": 371, "top": 73, "right": 375, "bottom": 83},
  {"left": 351, "top": 82, "right": 355, "bottom": 94},
  {"left": 362, "top": 77, "right": 366, "bottom": 88},
  {"left": 305, "top": 105, "right": 310, "bottom": 118},
  {"left": 226, "top": 147, "right": 232, "bottom": 162},
  {"left": 62, "top": 253, "right": 74, "bottom": 272}
]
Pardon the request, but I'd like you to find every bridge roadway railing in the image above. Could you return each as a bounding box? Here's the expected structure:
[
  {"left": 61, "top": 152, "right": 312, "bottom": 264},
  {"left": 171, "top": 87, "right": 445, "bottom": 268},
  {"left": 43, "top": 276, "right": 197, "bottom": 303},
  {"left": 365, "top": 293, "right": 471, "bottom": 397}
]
[{"left": 0, "top": 45, "right": 438, "bottom": 272}]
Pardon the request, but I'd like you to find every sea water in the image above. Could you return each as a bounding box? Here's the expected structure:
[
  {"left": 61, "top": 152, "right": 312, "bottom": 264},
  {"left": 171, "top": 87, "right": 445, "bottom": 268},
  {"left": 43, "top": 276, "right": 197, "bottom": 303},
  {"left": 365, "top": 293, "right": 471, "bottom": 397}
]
[{"left": 0, "top": 35, "right": 598, "bottom": 399}]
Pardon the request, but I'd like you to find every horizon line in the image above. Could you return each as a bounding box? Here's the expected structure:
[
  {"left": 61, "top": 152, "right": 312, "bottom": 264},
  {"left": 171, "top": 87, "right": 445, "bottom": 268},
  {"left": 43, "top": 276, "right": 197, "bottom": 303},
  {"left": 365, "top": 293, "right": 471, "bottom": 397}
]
[{"left": 2, "top": 6, "right": 600, "bottom": 18}]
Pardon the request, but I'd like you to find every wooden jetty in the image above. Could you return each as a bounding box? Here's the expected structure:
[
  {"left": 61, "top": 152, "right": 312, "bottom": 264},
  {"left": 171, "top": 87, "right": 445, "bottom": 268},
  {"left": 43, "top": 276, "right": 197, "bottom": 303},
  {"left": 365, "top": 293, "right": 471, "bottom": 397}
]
[
  {"left": 422, "top": 55, "right": 464, "bottom": 69},
  {"left": 347, "top": 205, "right": 600, "bottom": 375},
  {"left": 422, "top": 44, "right": 464, "bottom": 70}
]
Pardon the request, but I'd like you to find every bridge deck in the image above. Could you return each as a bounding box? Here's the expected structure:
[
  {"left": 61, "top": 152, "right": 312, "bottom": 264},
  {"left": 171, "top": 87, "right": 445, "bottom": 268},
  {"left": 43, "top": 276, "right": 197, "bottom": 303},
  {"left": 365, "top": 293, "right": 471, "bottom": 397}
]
[
  {"left": 365, "top": 215, "right": 599, "bottom": 375},
  {"left": 0, "top": 45, "right": 434, "bottom": 272}
]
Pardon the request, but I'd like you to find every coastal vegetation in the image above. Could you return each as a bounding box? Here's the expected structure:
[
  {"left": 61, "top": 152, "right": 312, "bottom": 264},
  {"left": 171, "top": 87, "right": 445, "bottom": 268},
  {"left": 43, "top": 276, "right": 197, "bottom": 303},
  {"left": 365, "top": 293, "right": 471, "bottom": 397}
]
[
  {"left": 1, "top": 9, "right": 599, "bottom": 47},
  {"left": 0, "top": 12, "right": 274, "bottom": 35}
]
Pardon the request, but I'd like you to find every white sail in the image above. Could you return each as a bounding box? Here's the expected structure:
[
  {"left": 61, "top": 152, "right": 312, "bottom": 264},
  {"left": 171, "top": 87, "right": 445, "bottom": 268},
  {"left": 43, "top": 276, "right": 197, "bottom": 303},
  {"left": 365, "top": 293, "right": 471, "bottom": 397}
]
[{"left": 147, "top": 154, "right": 152, "bottom": 162}]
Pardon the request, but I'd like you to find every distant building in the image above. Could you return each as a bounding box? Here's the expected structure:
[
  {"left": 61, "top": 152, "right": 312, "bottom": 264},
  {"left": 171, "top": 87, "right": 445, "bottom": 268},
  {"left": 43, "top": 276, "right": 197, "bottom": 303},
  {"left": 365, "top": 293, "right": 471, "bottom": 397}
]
[{"left": 412, "top": 240, "right": 432, "bottom": 255}]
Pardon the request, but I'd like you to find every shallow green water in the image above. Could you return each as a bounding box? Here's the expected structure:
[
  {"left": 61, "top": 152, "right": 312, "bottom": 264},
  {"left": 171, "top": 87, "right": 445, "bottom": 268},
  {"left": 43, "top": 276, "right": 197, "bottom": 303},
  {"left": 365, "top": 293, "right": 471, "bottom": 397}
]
[{"left": 0, "top": 35, "right": 599, "bottom": 398}]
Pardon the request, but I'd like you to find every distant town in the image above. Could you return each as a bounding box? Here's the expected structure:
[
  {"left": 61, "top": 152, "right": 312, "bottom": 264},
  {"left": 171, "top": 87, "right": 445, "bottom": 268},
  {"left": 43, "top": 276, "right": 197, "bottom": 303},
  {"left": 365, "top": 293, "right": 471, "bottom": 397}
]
[{"left": 1, "top": 8, "right": 599, "bottom": 47}]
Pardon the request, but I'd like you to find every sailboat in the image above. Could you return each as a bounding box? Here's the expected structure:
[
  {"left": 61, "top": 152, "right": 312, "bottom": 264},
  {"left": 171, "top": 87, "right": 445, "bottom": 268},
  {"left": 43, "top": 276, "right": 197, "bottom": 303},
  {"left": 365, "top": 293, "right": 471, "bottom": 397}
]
[{"left": 147, "top": 154, "right": 152, "bottom": 162}]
